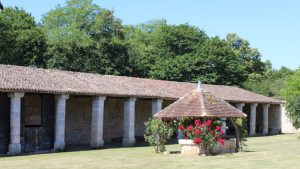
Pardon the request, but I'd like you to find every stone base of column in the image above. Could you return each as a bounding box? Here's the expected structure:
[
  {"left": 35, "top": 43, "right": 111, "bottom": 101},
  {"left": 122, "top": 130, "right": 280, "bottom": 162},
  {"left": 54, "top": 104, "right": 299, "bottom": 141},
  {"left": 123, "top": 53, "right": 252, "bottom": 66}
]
[
  {"left": 7, "top": 143, "right": 21, "bottom": 155},
  {"left": 262, "top": 130, "right": 268, "bottom": 135},
  {"left": 54, "top": 141, "right": 65, "bottom": 150},
  {"left": 249, "top": 133, "right": 256, "bottom": 136},
  {"left": 122, "top": 138, "right": 135, "bottom": 147},
  {"left": 91, "top": 140, "right": 104, "bottom": 148}
]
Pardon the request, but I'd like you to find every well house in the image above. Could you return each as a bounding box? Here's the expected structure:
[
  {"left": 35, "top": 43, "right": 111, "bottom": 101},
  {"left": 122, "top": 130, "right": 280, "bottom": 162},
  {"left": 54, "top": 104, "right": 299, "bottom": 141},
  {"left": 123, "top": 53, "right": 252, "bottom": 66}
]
[{"left": 0, "top": 65, "right": 284, "bottom": 155}]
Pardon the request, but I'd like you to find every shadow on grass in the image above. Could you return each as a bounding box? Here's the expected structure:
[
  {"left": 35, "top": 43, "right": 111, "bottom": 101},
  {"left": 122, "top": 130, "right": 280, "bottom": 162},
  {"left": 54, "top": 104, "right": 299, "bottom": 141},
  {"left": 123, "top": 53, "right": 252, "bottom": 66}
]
[
  {"left": 0, "top": 137, "right": 179, "bottom": 158},
  {"left": 241, "top": 150, "right": 256, "bottom": 153}
]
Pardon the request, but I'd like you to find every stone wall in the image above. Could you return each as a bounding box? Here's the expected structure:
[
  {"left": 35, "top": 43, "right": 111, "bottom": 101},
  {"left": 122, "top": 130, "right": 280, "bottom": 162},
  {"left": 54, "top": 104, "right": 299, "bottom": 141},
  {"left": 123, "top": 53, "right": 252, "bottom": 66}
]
[
  {"left": 0, "top": 93, "right": 10, "bottom": 154},
  {"left": 65, "top": 96, "right": 92, "bottom": 145},
  {"left": 41, "top": 94, "right": 55, "bottom": 150},
  {"left": 64, "top": 97, "right": 172, "bottom": 145},
  {"left": 269, "top": 104, "right": 282, "bottom": 134},
  {"left": 256, "top": 104, "right": 264, "bottom": 134},
  {"left": 135, "top": 99, "right": 152, "bottom": 137},
  {"left": 281, "top": 105, "right": 300, "bottom": 133},
  {"left": 163, "top": 100, "right": 175, "bottom": 109},
  {"left": 103, "top": 97, "right": 124, "bottom": 142},
  {"left": 21, "top": 94, "right": 55, "bottom": 152},
  {"left": 24, "top": 95, "right": 42, "bottom": 125}
]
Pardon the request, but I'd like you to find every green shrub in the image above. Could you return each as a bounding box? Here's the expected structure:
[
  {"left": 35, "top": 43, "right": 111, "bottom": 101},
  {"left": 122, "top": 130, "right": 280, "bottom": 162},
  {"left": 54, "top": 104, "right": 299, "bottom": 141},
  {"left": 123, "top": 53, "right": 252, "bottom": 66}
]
[{"left": 144, "top": 118, "right": 174, "bottom": 153}]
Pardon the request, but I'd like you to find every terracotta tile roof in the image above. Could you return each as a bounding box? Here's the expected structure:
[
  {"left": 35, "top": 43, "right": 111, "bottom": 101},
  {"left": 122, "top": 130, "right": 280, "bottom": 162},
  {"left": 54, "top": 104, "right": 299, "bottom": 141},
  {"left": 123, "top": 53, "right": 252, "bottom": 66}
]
[
  {"left": 0, "top": 64, "right": 284, "bottom": 104},
  {"left": 154, "top": 89, "right": 247, "bottom": 118}
]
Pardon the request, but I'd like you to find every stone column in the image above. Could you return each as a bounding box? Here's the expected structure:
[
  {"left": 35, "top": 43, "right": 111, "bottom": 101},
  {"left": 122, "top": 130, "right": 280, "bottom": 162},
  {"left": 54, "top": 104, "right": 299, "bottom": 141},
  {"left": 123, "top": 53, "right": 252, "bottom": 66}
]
[
  {"left": 152, "top": 99, "right": 163, "bottom": 116},
  {"left": 90, "top": 96, "right": 106, "bottom": 148},
  {"left": 54, "top": 94, "right": 69, "bottom": 150},
  {"left": 7, "top": 92, "right": 24, "bottom": 154},
  {"left": 274, "top": 104, "right": 283, "bottom": 134},
  {"left": 262, "top": 104, "right": 270, "bottom": 135},
  {"left": 123, "top": 98, "right": 136, "bottom": 147},
  {"left": 220, "top": 118, "right": 226, "bottom": 133},
  {"left": 250, "top": 103, "right": 258, "bottom": 136},
  {"left": 236, "top": 103, "right": 245, "bottom": 112}
]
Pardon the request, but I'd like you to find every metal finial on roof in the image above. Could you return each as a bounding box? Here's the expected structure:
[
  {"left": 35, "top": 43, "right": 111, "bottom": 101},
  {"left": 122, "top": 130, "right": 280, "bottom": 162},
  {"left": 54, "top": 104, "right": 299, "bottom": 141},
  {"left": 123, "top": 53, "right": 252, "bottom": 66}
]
[{"left": 197, "top": 81, "right": 202, "bottom": 91}]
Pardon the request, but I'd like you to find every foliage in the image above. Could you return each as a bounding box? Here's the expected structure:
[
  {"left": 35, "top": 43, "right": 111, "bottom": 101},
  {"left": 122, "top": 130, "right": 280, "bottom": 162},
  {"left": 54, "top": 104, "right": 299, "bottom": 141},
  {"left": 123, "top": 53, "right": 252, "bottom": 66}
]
[
  {"left": 281, "top": 69, "right": 300, "bottom": 129},
  {"left": 0, "top": 1, "right": 271, "bottom": 87},
  {"left": 194, "top": 37, "right": 246, "bottom": 85},
  {"left": 226, "top": 33, "right": 267, "bottom": 79},
  {"left": 144, "top": 118, "right": 174, "bottom": 153},
  {"left": 0, "top": 7, "right": 47, "bottom": 67},
  {"left": 178, "top": 119, "right": 225, "bottom": 155},
  {"left": 244, "top": 66, "right": 294, "bottom": 99},
  {"left": 41, "top": 0, "right": 130, "bottom": 75}
]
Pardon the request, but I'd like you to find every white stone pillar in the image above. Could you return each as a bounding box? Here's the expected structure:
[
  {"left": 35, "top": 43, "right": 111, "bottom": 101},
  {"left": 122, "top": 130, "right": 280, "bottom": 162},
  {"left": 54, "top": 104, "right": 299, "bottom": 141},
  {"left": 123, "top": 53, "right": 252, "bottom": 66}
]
[
  {"left": 123, "top": 98, "right": 136, "bottom": 147},
  {"left": 250, "top": 103, "right": 258, "bottom": 136},
  {"left": 54, "top": 94, "right": 69, "bottom": 150},
  {"left": 220, "top": 118, "right": 226, "bottom": 133},
  {"left": 275, "top": 104, "right": 283, "bottom": 133},
  {"left": 236, "top": 103, "right": 245, "bottom": 112},
  {"left": 262, "top": 104, "right": 270, "bottom": 135},
  {"left": 152, "top": 99, "right": 163, "bottom": 116},
  {"left": 90, "top": 96, "right": 106, "bottom": 148},
  {"left": 7, "top": 92, "right": 24, "bottom": 154}
]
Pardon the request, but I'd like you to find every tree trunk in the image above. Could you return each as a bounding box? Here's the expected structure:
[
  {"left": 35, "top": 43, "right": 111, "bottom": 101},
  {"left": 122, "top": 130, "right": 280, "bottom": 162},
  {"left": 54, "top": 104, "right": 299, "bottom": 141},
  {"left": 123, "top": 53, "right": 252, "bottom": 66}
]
[{"left": 229, "top": 118, "right": 240, "bottom": 152}]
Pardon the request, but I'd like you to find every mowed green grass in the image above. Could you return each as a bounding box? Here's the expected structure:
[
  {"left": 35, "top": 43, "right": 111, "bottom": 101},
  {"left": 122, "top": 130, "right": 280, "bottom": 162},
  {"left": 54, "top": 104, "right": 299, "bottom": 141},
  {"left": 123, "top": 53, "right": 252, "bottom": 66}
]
[{"left": 0, "top": 134, "right": 299, "bottom": 169}]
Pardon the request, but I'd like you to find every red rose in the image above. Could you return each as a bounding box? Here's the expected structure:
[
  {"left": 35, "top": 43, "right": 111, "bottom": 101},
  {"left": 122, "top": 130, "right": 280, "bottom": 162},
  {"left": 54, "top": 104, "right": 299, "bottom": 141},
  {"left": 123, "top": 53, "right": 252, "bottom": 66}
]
[
  {"left": 186, "top": 125, "right": 193, "bottom": 132},
  {"left": 193, "top": 137, "right": 202, "bottom": 144},
  {"left": 194, "top": 119, "right": 201, "bottom": 126},
  {"left": 194, "top": 129, "right": 201, "bottom": 135},
  {"left": 216, "top": 126, "right": 221, "bottom": 131},
  {"left": 206, "top": 120, "right": 212, "bottom": 126},
  {"left": 178, "top": 125, "right": 185, "bottom": 131},
  {"left": 220, "top": 130, "right": 225, "bottom": 135},
  {"left": 218, "top": 138, "right": 225, "bottom": 145}
]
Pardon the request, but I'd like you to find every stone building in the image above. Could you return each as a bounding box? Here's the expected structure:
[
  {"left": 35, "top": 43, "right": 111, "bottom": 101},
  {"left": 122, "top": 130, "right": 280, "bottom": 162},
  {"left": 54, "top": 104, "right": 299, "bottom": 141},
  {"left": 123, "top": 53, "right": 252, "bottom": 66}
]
[{"left": 0, "top": 64, "right": 284, "bottom": 155}]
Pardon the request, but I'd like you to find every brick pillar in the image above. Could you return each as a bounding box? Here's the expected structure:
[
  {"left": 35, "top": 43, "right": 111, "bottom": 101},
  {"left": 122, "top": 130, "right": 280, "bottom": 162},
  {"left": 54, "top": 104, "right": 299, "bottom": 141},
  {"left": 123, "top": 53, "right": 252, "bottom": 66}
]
[
  {"left": 54, "top": 94, "right": 69, "bottom": 150},
  {"left": 262, "top": 104, "right": 270, "bottom": 135},
  {"left": 123, "top": 98, "right": 136, "bottom": 147},
  {"left": 152, "top": 99, "right": 163, "bottom": 116},
  {"left": 7, "top": 92, "right": 24, "bottom": 154},
  {"left": 90, "top": 96, "right": 106, "bottom": 148},
  {"left": 250, "top": 103, "right": 258, "bottom": 136}
]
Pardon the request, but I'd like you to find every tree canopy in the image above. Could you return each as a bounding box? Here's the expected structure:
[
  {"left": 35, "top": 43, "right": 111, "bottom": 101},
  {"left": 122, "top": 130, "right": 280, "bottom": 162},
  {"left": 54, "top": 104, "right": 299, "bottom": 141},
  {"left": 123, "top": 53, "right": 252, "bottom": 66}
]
[
  {"left": 0, "top": 0, "right": 283, "bottom": 88},
  {"left": 282, "top": 69, "right": 300, "bottom": 129},
  {"left": 0, "top": 7, "right": 47, "bottom": 67},
  {"left": 41, "top": 0, "right": 130, "bottom": 75}
]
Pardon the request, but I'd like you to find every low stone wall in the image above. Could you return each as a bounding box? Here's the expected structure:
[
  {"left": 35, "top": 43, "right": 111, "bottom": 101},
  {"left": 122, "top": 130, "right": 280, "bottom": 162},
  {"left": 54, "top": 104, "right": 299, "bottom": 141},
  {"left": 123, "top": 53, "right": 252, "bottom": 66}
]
[{"left": 179, "top": 139, "right": 236, "bottom": 156}]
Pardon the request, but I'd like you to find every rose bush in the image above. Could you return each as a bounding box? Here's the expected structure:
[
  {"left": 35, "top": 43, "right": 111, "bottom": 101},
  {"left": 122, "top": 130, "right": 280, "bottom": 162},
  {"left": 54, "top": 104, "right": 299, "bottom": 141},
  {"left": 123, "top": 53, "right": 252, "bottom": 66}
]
[{"left": 178, "top": 119, "right": 225, "bottom": 155}]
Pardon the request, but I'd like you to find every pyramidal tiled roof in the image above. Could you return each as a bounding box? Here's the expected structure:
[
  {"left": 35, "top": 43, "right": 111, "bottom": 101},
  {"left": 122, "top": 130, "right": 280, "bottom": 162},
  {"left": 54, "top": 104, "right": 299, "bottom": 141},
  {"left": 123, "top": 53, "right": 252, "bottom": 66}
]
[
  {"left": 0, "top": 64, "right": 284, "bottom": 104},
  {"left": 154, "top": 88, "right": 247, "bottom": 118}
]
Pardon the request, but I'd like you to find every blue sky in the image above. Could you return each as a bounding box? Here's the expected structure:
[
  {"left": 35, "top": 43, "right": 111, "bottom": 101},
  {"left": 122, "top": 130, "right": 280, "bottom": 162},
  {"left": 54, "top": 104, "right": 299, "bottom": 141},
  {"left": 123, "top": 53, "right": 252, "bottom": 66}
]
[{"left": 3, "top": 0, "right": 300, "bottom": 70}]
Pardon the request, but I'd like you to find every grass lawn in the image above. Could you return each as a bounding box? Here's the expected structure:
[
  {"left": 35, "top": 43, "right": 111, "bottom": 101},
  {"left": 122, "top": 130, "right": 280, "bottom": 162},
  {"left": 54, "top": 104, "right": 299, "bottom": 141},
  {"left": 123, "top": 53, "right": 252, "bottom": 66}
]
[{"left": 0, "top": 134, "right": 299, "bottom": 169}]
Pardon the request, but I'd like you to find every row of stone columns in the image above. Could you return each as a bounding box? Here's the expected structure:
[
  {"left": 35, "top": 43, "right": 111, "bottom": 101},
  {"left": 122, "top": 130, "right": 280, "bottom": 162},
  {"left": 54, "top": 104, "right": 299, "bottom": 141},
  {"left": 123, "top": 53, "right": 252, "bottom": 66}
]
[
  {"left": 235, "top": 103, "right": 269, "bottom": 136},
  {"left": 6, "top": 92, "right": 164, "bottom": 154}
]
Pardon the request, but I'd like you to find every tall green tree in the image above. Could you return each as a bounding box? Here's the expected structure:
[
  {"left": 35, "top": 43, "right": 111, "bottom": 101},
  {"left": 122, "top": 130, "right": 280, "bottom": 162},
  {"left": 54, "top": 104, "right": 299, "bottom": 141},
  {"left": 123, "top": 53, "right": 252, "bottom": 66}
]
[
  {"left": 226, "top": 33, "right": 266, "bottom": 81},
  {"left": 194, "top": 37, "right": 246, "bottom": 85},
  {"left": 0, "top": 7, "right": 47, "bottom": 67},
  {"left": 124, "top": 19, "right": 167, "bottom": 77},
  {"left": 282, "top": 69, "right": 300, "bottom": 129},
  {"left": 42, "top": 0, "right": 130, "bottom": 75},
  {"left": 150, "top": 24, "right": 208, "bottom": 58}
]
